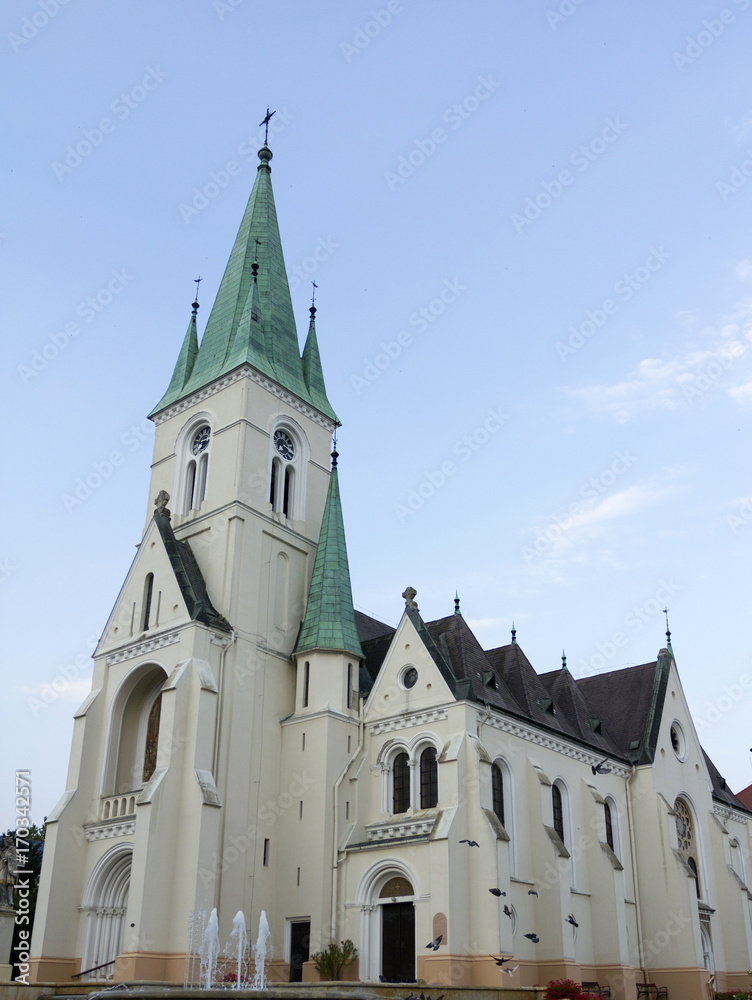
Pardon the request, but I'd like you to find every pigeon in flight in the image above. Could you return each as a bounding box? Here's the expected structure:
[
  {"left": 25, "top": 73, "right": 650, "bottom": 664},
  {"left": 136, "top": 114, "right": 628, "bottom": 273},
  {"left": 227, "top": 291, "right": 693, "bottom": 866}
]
[
  {"left": 528, "top": 889, "right": 538, "bottom": 896},
  {"left": 500, "top": 965, "right": 519, "bottom": 977},
  {"left": 489, "top": 888, "right": 506, "bottom": 896},
  {"left": 503, "top": 905, "right": 513, "bottom": 918},
  {"left": 460, "top": 839, "right": 480, "bottom": 847},
  {"left": 489, "top": 955, "right": 512, "bottom": 966},
  {"left": 524, "top": 932, "right": 540, "bottom": 943},
  {"left": 591, "top": 758, "right": 611, "bottom": 775},
  {"left": 426, "top": 935, "right": 443, "bottom": 950},
  {"left": 566, "top": 914, "right": 579, "bottom": 927}
]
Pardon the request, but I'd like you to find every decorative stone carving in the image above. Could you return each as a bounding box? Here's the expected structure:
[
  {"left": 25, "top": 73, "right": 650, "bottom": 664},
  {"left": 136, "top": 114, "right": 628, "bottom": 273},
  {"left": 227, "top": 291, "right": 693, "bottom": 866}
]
[{"left": 402, "top": 586, "right": 418, "bottom": 609}]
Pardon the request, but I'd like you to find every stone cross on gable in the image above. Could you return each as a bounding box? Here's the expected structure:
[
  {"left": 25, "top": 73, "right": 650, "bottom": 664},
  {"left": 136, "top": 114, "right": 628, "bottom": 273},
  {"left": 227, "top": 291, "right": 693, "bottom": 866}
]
[{"left": 402, "top": 586, "right": 418, "bottom": 610}]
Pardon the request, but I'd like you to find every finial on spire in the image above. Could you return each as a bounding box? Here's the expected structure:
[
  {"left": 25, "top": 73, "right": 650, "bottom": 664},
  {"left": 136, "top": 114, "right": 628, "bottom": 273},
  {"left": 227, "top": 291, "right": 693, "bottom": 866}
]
[
  {"left": 511, "top": 622, "right": 517, "bottom": 644},
  {"left": 561, "top": 649, "right": 567, "bottom": 672},
  {"left": 454, "top": 591, "right": 460, "bottom": 616},
  {"left": 259, "top": 107, "right": 276, "bottom": 145},
  {"left": 192, "top": 276, "right": 202, "bottom": 314},
  {"left": 663, "top": 607, "right": 672, "bottom": 646}
]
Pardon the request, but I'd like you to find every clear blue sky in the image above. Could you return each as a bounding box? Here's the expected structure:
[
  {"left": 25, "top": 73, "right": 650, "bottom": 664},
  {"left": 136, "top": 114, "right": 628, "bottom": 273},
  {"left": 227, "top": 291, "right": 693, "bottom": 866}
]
[{"left": 3, "top": 0, "right": 752, "bottom": 830}]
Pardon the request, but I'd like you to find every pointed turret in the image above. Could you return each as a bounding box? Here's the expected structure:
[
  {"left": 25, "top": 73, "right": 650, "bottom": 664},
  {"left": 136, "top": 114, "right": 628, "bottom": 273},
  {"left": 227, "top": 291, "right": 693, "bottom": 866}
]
[
  {"left": 154, "top": 300, "right": 199, "bottom": 410},
  {"left": 152, "top": 144, "right": 331, "bottom": 418},
  {"left": 302, "top": 305, "right": 338, "bottom": 423},
  {"left": 294, "top": 450, "right": 362, "bottom": 659}
]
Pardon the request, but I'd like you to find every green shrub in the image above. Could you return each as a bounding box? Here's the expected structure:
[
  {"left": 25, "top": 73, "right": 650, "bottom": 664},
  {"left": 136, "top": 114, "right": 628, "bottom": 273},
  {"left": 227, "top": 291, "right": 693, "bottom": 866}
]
[{"left": 311, "top": 938, "right": 358, "bottom": 981}]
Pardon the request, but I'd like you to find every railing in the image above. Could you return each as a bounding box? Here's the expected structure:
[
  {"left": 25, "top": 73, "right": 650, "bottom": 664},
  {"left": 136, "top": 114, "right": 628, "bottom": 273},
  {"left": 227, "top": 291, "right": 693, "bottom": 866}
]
[
  {"left": 72, "top": 959, "right": 116, "bottom": 980},
  {"left": 100, "top": 794, "right": 137, "bottom": 821}
]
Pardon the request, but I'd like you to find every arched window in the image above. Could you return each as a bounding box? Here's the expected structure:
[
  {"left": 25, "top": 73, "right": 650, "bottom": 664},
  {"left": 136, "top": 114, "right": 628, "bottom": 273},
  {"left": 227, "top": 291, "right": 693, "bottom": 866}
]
[
  {"left": 142, "top": 693, "right": 162, "bottom": 782},
  {"left": 420, "top": 747, "right": 438, "bottom": 809},
  {"left": 492, "top": 763, "right": 505, "bottom": 825},
  {"left": 175, "top": 417, "right": 213, "bottom": 515},
  {"left": 268, "top": 421, "right": 308, "bottom": 521},
  {"left": 393, "top": 753, "right": 410, "bottom": 814},
  {"left": 141, "top": 573, "right": 154, "bottom": 631},
  {"left": 675, "top": 796, "right": 702, "bottom": 898},
  {"left": 104, "top": 666, "right": 167, "bottom": 795},
  {"left": 81, "top": 845, "right": 132, "bottom": 980},
  {"left": 604, "top": 801, "right": 614, "bottom": 850},
  {"left": 552, "top": 783, "right": 564, "bottom": 842}
]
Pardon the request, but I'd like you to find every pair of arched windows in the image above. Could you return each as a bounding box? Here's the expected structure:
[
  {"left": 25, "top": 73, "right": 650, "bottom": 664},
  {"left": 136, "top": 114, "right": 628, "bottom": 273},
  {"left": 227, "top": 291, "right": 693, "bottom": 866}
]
[
  {"left": 178, "top": 422, "right": 211, "bottom": 515},
  {"left": 391, "top": 746, "right": 438, "bottom": 813},
  {"left": 268, "top": 425, "right": 304, "bottom": 520}
]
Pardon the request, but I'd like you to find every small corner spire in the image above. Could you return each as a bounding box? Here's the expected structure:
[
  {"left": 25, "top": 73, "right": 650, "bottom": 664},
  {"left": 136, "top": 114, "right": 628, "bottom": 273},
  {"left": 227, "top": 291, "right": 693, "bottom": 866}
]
[
  {"left": 454, "top": 591, "right": 460, "bottom": 616},
  {"left": 511, "top": 622, "right": 517, "bottom": 645}
]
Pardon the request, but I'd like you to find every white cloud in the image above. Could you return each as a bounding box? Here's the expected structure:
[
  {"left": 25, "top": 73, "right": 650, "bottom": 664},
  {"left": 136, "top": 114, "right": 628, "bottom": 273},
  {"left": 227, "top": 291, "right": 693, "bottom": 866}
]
[{"left": 566, "top": 285, "right": 752, "bottom": 421}]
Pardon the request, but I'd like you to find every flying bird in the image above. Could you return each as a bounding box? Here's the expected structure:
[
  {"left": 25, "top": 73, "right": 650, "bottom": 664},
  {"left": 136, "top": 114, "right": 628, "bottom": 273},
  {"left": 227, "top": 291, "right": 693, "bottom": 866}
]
[
  {"left": 528, "top": 889, "right": 538, "bottom": 896},
  {"left": 489, "top": 955, "right": 512, "bottom": 966},
  {"left": 460, "top": 839, "right": 479, "bottom": 847},
  {"left": 489, "top": 888, "right": 506, "bottom": 896},
  {"left": 503, "top": 905, "right": 513, "bottom": 918},
  {"left": 426, "top": 935, "right": 443, "bottom": 950},
  {"left": 566, "top": 914, "right": 579, "bottom": 927},
  {"left": 500, "top": 965, "right": 519, "bottom": 977},
  {"left": 591, "top": 757, "right": 612, "bottom": 775},
  {"left": 524, "top": 933, "right": 540, "bottom": 943}
]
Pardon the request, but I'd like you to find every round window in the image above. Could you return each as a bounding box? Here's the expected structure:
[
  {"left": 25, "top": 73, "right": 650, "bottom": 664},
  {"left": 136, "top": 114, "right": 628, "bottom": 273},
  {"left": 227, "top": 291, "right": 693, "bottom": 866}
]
[
  {"left": 402, "top": 667, "right": 418, "bottom": 689},
  {"left": 670, "top": 722, "right": 687, "bottom": 760}
]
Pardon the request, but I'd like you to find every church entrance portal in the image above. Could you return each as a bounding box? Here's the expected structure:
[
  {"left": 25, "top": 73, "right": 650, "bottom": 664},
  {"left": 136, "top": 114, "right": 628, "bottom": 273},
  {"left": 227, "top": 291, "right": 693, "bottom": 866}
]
[{"left": 381, "top": 902, "right": 415, "bottom": 982}]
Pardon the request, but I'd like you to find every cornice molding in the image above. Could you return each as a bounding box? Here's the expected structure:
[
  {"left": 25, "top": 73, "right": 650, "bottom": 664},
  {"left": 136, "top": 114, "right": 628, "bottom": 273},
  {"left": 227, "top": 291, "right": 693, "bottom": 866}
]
[
  {"left": 152, "top": 366, "right": 337, "bottom": 431},
  {"left": 713, "top": 802, "right": 749, "bottom": 825},
  {"left": 369, "top": 708, "right": 448, "bottom": 736},
  {"left": 84, "top": 819, "right": 136, "bottom": 842},
  {"left": 105, "top": 630, "right": 181, "bottom": 666},
  {"left": 483, "top": 711, "right": 630, "bottom": 777}
]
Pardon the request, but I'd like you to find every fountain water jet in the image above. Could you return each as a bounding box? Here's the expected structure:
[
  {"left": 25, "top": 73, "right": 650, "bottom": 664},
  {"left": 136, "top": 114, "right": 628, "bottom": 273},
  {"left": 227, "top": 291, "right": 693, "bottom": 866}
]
[
  {"left": 251, "top": 910, "right": 270, "bottom": 990},
  {"left": 199, "top": 907, "right": 220, "bottom": 989},
  {"left": 228, "top": 910, "right": 248, "bottom": 988}
]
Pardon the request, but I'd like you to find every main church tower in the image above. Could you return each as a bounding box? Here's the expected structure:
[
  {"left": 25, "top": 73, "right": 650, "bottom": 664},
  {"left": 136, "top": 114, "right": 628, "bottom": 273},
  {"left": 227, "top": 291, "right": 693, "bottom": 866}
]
[{"left": 30, "top": 142, "right": 363, "bottom": 983}]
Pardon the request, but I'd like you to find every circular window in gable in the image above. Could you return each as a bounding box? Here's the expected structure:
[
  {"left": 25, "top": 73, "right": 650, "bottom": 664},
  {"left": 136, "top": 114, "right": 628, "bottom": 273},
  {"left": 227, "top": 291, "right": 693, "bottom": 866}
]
[
  {"left": 401, "top": 666, "right": 418, "bottom": 689},
  {"left": 670, "top": 721, "right": 687, "bottom": 761}
]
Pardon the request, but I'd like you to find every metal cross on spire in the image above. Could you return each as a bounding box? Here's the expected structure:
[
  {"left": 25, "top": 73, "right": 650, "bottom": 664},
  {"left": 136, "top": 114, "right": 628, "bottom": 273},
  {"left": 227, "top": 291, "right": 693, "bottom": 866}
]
[
  {"left": 192, "top": 276, "right": 202, "bottom": 314},
  {"left": 259, "top": 107, "right": 276, "bottom": 145},
  {"left": 663, "top": 607, "right": 672, "bottom": 646},
  {"left": 311, "top": 280, "right": 318, "bottom": 306}
]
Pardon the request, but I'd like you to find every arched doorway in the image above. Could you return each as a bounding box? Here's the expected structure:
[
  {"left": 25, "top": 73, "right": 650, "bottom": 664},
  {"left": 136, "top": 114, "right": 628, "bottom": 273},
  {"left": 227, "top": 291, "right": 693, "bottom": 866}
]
[
  {"left": 356, "top": 863, "right": 418, "bottom": 983},
  {"left": 81, "top": 844, "right": 132, "bottom": 979},
  {"left": 380, "top": 876, "right": 415, "bottom": 982}
]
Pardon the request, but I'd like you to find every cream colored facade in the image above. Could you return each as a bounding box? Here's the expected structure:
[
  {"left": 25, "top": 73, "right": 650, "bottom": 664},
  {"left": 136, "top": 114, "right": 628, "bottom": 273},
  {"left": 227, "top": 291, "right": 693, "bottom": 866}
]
[{"left": 30, "top": 146, "right": 752, "bottom": 1000}]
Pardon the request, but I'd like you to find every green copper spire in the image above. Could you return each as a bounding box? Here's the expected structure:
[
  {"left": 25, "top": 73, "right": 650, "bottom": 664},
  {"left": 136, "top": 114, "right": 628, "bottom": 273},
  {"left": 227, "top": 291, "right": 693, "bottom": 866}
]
[
  {"left": 156, "top": 299, "right": 199, "bottom": 408},
  {"left": 152, "top": 144, "right": 333, "bottom": 418},
  {"left": 294, "top": 451, "right": 363, "bottom": 659},
  {"left": 302, "top": 305, "right": 338, "bottom": 423}
]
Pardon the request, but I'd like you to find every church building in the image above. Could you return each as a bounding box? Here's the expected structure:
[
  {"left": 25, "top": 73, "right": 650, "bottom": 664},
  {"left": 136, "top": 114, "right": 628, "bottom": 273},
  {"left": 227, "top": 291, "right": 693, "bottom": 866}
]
[{"left": 30, "top": 141, "right": 752, "bottom": 1000}]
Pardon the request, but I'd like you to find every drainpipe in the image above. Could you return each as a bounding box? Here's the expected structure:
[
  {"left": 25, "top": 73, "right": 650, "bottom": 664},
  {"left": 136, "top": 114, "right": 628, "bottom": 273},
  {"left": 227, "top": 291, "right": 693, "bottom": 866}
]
[
  {"left": 331, "top": 693, "right": 365, "bottom": 943},
  {"left": 626, "top": 764, "right": 648, "bottom": 985},
  {"left": 212, "top": 627, "right": 236, "bottom": 908}
]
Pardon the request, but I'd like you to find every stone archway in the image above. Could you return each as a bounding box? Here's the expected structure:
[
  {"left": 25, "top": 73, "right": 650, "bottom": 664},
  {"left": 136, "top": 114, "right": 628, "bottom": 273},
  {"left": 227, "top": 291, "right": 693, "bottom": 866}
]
[
  {"left": 356, "top": 862, "right": 418, "bottom": 983},
  {"left": 81, "top": 844, "right": 132, "bottom": 979}
]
